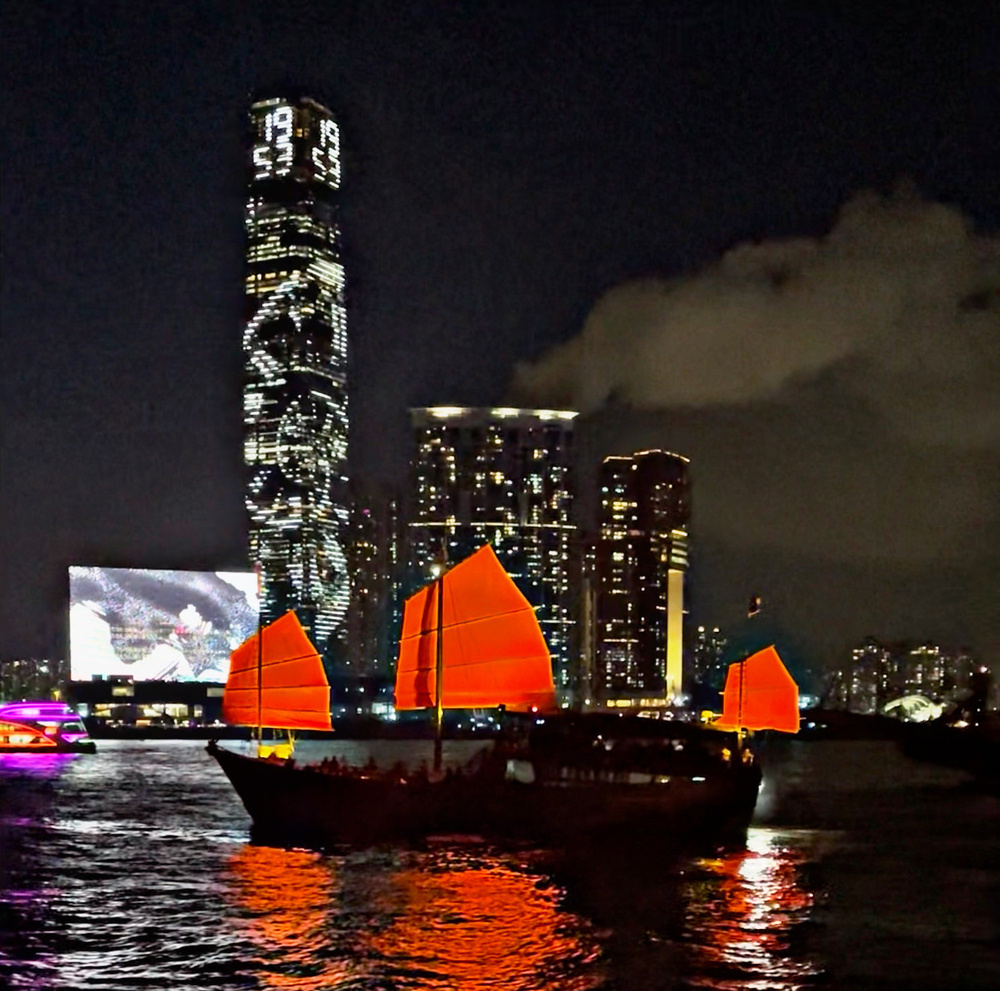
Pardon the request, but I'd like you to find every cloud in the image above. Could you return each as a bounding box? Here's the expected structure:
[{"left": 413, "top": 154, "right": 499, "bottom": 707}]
[
  {"left": 512, "top": 185, "right": 1000, "bottom": 450},
  {"left": 511, "top": 182, "right": 1000, "bottom": 652}
]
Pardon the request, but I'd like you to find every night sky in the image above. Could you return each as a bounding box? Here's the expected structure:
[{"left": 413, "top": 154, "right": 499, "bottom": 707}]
[{"left": 2, "top": 1, "right": 998, "bottom": 669}]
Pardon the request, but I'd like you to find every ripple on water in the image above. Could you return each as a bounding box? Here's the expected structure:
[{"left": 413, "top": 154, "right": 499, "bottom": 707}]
[
  {"left": 1, "top": 741, "right": 608, "bottom": 991},
  {"left": 3, "top": 738, "right": 997, "bottom": 990},
  {"left": 679, "top": 827, "right": 829, "bottom": 990}
]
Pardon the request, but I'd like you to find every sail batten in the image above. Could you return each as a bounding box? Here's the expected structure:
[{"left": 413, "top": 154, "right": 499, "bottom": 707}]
[
  {"left": 223, "top": 611, "right": 332, "bottom": 732},
  {"left": 395, "top": 545, "right": 557, "bottom": 713},
  {"left": 715, "top": 645, "right": 799, "bottom": 733},
  {"left": 238, "top": 652, "right": 324, "bottom": 667},
  {"left": 404, "top": 605, "right": 544, "bottom": 638}
]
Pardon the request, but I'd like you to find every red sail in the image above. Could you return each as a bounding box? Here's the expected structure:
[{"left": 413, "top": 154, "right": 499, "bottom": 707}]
[
  {"left": 715, "top": 645, "right": 799, "bottom": 733},
  {"left": 223, "top": 611, "right": 332, "bottom": 731},
  {"left": 395, "top": 545, "right": 557, "bottom": 712}
]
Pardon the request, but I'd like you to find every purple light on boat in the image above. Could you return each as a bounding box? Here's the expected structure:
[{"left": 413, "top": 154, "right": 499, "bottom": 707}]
[
  {"left": 0, "top": 701, "right": 78, "bottom": 721},
  {"left": 61, "top": 733, "right": 88, "bottom": 743}
]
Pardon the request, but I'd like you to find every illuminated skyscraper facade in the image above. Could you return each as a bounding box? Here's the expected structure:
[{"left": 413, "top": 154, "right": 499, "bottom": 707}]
[
  {"left": 346, "top": 489, "right": 404, "bottom": 676},
  {"left": 243, "top": 96, "right": 349, "bottom": 650},
  {"left": 408, "top": 408, "right": 578, "bottom": 696},
  {"left": 596, "top": 450, "right": 690, "bottom": 699},
  {"left": 691, "top": 625, "right": 728, "bottom": 688}
]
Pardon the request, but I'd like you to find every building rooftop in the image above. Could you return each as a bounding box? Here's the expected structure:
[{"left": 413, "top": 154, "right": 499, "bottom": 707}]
[{"left": 412, "top": 406, "right": 579, "bottom": 422}]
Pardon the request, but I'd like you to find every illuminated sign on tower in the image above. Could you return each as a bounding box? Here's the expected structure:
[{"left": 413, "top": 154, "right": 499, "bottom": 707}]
[{"left": 243, "top": 96, "right": 349, "bottom": 652}]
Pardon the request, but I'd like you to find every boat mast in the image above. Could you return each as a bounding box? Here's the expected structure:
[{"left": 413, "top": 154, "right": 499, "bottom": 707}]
[
  {"left": 737, "top": 656, "right": 744, "bottom": 743},
  {"left": 738, "top": 593, "right": 761, "bottom": 749},
  {"left": 433, "top": 543, "right": 447, "bottom": 774},
  {"left": 434, "top": 571, "right": 444, "bottom": 774},
  {"left": 256, "top": 620, "right": 263, "bottom": 750},
  {"left": 255, "top": 562, "right": 263, "bottom": 753}
]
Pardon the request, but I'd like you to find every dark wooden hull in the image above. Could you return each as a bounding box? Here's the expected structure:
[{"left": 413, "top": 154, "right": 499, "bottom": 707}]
[{"left": 208, "top": 741, "right": 761, "bottom": 849}]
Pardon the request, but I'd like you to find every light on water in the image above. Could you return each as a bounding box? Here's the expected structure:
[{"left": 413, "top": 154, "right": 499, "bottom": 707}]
[
  {"left": 683, "top": 827, "right": 824, "bottom": 990},
  {"left": 226, "top": 846, "right": 351, "bottom": 990},
  {"left": 360, "top": 853, "right": 603, "bottom": 989},
  {"left": 224, "top": 842, "right": 605, "bottom": 989},
  {"left": 2, "top": 739, "right": 997, "bottom": 990}
]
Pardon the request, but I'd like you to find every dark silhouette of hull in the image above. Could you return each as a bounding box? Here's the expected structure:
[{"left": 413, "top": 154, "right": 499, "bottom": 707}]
[
  {"left": 902, "top": 721, "right": 1000, "bottom": 787},
  {"left": 208, "top": 740, "right": 761, "bottom": 849}
]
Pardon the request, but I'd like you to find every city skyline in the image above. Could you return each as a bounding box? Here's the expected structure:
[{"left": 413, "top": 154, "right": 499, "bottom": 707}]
[{"left": 2, "top": 3, "right": 998, "bottom": 669}]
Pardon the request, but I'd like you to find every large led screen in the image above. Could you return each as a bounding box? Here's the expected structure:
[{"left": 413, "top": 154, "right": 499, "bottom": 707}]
[{"left": 69, "top": 568, "right": 259, "bottom": 682}]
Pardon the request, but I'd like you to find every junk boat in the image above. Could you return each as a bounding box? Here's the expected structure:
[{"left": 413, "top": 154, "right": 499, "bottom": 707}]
[
  {"left": 0, "top": 701, "right": 96, "bottom": 754},
  {"left": 209, "top": 546, "right": 798, "bottom": 847}
]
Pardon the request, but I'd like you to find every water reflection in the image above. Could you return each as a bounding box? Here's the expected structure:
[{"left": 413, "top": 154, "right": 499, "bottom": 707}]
[
  {"left": 3, "top": 739, "right": 991, "bottom": 990},
  {"left": 1, "top": 755, "right": 73, "bottom": 989},
  {"left": 224, "top": 843, "right": 605, "bottom": 990},
  {"left": 0, "top": 752, "right": 75, "bottom": 982},
  {"left": 367, "top": 848, "right": 605, "bottom": 990},
  {"left": 222, "top": 830, "right": 824, "bottom": 991},
  {"left": 0, "top": 752, "right": 80, "bottom": 779},
  {"left": 227, "top": 844, "right": 351, "bottom": 989},
  {"left": 683, "top": 827, "right": 824, "bottom": 990}
]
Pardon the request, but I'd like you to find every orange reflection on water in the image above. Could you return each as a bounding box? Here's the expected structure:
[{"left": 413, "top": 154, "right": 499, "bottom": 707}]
[
  {"left": 227, "top": 844, "right": 350, "bottom": 990},
  {"left": 684, "top": 828, "right": 822, "bottom": 990},
  {"left": 367, "top": 851, "right": 604, "bottom": 991}
]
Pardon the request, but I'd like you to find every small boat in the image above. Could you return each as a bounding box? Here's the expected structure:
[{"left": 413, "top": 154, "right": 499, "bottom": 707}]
[
  {"left": 0, "top": 701, "right": 96, "bottom": 754},
  {"left": 209, "top": 547, "right": 795, "bottom": 848}
]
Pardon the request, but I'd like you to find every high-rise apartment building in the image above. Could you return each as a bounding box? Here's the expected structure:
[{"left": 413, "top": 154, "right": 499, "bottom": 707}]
[
  {"left": 691, "top": 625, "right": 728, "bottom": 688},
  {"left": 595, "top": 450, "right": 690, "bottom": 700},
  {"left": 0, "top": 657, "right": 68, "bottom": 701},
  {"left": 243, "top": 95, "right": 349, "bottom": 651},
  {"left": 408, "top": 407, "right": 578, "bottom": 696},
  {"left": 848, "top": 638, "right": 897, "bottom": 714},
  {"left": 346, "top": 489, "right": 403, "bottom": 677}
]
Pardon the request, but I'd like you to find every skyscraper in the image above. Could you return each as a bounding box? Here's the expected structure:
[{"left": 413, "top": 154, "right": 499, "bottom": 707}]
[
  {"left": 346, "top": 487, "right": 404, "bottom": 676},
  {"left": 595, "top": 450, "right": 690, "bottom": 700},
  {"left": 243, "top": 96, "right": 349, "bottom": 651},
  {"left": 691, "top": 625, "right": 728, "bottom": 688},
  {"left": 408, "top": 407, "right": 578, "bottom": 696}
]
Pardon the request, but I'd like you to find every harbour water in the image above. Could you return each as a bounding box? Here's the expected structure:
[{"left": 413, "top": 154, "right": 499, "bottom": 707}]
[{"left": 1, "top": 738, "right": 997, "bottom": 990}]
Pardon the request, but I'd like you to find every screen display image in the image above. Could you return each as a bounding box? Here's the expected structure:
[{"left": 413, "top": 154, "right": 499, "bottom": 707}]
[{"left": 69, "top": 568, "right": 259, "bottom": 683}]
